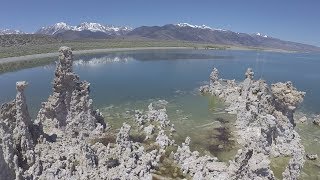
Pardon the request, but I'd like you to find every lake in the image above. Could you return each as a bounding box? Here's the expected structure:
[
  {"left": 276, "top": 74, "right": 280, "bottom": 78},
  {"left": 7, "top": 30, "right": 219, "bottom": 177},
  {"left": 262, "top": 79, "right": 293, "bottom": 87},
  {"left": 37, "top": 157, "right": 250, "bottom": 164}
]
[{"left": 0, "top": 49, "right": 319, "bottom": 178}]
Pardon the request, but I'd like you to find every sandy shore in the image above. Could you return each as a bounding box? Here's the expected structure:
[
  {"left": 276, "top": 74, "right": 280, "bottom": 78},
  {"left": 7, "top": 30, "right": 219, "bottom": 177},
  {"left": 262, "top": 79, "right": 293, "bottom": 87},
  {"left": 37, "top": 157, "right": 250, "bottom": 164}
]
[{"left": 0, "top": 47, "right": 192, "bottom": 64}]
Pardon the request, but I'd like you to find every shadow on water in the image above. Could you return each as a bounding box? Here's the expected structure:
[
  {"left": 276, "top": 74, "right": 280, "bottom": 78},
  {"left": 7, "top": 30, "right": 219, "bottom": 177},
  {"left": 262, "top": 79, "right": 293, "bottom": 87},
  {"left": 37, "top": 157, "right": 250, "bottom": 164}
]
[
  {"left": 188, "top": 118, "right": 238, "bottom": 162},
  {"left": 127, "top": 50, "right": 233, "bottom": 61},
  {"left": 206, "top": 126, "right": 236, "bottom": 157}
]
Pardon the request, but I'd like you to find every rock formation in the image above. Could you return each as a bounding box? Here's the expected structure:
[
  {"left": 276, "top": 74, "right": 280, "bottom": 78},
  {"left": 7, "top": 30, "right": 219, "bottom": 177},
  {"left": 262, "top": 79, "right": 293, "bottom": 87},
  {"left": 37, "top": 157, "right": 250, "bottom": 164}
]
[
  {"left": 37, "top": 47, "right": 106, "bottom": 138},
  {"left": 313, "top": 115, "right": 320, "bottom": 126},
  {"left": 271, "top": 81, "right": 305, "bottom": 126},
  {"left": 195, "top": 67, "right": 306, "bottom": 179},
  {"left": 0, "top": 47, "right": 169, "bottom": 179},
  {"left": 134, "top": 100, "right": 175, "bottom": 150},
  {"left": 210, "top": 67, "right": 219, "bottom": 86},
  {"left": 306, "top": 154, "right": 318, "bottom": 160},
  {"left": 299, "top": 116, "right": 307, "bottom": 123},
  {"left": 0, "top": 81, "right": 36, "bottom": 179}
]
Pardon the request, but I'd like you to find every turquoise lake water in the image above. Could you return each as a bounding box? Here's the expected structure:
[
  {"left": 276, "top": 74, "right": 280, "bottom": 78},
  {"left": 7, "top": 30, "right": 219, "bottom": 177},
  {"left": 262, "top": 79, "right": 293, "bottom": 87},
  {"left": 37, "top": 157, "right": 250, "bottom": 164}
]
[
  {"left": 1, "top": 49, "right": 320, "bottom": 115},
  {"left": 0, "top": 49, "right": 319, "bottom": 178}
]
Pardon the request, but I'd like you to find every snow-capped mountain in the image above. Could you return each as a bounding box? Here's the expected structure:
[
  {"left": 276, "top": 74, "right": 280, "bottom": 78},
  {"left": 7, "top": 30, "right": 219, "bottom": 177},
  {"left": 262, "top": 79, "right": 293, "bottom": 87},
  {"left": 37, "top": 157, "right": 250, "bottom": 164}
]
[
  {"left": 36, "top": 22, "right": 132, "bottom": 36},
  {"left": 176, "top": 23, "right": 226, "bottom": 31},
  {"left": 0, "top": 29, "right": 25, "bottom": 35},
  {"left": 176, "top": 23, "right": 212, "bottom": 30},
  {"left": 255, "top": 32, "right": 268, "bottom": 38},
  {"left": 36, "top": 22, "right": 73, "bottom": 35},
  {"left": 74, "top": 22, "right": 132, "bottom": 34}
]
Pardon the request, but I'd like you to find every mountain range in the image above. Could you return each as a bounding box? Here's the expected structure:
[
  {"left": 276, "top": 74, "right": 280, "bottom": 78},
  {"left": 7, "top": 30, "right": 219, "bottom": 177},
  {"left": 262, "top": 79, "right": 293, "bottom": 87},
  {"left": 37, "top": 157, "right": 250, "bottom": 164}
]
[
  {"left": 36, "top": 22, "right": 132, "bottom": 36},
  {"left": 0, "top": 29, "right": 25, "bottom": 35},
  {"left": 1, "top": 22, "right": 319, "bottom": 52}
]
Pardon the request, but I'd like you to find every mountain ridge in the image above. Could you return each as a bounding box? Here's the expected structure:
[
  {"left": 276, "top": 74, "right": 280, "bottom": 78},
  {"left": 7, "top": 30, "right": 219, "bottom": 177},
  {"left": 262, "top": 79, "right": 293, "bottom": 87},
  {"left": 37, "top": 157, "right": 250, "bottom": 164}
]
[
  {"left": 1, "top": 22, "right": 319, "bottom": 52},
  {"left": 126, "top": 23, "right": 320, "bottom": 52}
]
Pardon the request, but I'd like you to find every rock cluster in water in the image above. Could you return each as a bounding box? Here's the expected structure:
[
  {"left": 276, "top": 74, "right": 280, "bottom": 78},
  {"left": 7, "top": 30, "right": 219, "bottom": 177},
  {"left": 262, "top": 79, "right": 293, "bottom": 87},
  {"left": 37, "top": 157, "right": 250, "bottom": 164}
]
[
  {"left": 0, "top": 48, "right": 307, "bottom": 180},
  {"left": 197, "top": 67, "right": 306, "bottom": 179}
]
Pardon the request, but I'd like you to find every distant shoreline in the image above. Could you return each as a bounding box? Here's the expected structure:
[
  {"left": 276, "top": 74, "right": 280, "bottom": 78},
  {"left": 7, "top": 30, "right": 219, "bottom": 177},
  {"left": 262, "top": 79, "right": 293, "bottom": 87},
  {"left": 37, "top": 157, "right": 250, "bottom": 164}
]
[{"left": 0, "top": 46, "right": 295, "bottom": 65}]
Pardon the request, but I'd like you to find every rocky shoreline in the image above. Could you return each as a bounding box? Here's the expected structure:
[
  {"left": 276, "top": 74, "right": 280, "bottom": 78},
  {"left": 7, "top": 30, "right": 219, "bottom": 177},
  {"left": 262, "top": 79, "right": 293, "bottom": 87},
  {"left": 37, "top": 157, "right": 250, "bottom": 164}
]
[{"left": 0, "top": 47, "right": 316, "bottom": 179}]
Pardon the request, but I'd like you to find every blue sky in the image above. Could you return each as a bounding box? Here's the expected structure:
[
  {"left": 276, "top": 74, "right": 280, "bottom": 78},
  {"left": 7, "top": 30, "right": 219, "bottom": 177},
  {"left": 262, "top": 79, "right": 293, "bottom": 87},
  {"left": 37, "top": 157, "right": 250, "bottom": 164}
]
[{"left": 1, "top": 0, "right": 319, "bottom": 46}]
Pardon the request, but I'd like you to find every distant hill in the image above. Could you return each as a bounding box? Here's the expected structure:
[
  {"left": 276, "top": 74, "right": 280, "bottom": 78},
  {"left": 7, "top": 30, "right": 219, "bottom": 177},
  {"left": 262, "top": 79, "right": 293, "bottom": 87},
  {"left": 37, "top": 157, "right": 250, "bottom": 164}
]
[
  {"left": 127, "top": 23, "right": 320, "bottom": 52},
  {"left": 54, "top": 30, "right": 113, "bottom": 40},
  {"left": 0, "top": 34, "right": 61, "bottom": 47}
]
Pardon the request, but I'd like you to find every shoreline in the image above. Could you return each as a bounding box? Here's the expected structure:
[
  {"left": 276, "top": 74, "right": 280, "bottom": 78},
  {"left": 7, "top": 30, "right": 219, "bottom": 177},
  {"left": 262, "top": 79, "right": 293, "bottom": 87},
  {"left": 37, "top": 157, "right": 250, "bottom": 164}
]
[{"left": 0, "top": 46, "right": 295, "bottom": 65}]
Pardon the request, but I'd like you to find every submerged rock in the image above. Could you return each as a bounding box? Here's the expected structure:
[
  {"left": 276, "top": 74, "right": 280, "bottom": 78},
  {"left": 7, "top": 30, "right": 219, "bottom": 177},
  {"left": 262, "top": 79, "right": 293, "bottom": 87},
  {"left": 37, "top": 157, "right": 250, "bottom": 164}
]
[
  {"left": 313, "top": 115, "right": 320, "bottom": 126},
  {"left": 299, "top": 116, "right": 307, "bottom": 123},
  {"left": 199, "top": 85, "right": 210, "bottom": 94},
  {"left": 156, "top": 130, "right": 174, "bottom": 149},
  {"left": 306, "top": 154, "right": 318, "bottom": 160},
  {"left": 143, "top": 124, "right": 154, "bottom": 140}
]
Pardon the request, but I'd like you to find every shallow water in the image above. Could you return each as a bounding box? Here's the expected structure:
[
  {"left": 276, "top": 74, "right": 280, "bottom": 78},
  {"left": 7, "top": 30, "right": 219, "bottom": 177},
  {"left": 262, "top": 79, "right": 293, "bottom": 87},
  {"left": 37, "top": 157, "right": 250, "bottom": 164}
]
[
  {"left": 100, "top": 92, "right": 238, "bottom": 162},
  {"left": 296, "top": 122, "right": 320, "bottom": 179},
  {"left": 1, "top": 49, "right": 320, "bottom": 178}
]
